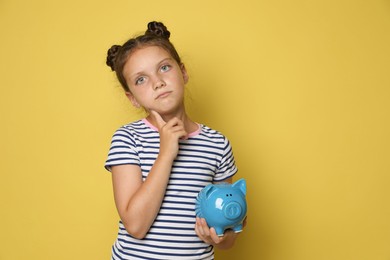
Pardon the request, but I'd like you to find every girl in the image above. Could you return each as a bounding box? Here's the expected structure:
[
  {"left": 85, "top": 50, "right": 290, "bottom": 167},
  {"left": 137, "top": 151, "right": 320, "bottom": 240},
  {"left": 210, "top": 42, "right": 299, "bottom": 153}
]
[{"left": 105, "top": 21, "right": 244, "bottom": 260}]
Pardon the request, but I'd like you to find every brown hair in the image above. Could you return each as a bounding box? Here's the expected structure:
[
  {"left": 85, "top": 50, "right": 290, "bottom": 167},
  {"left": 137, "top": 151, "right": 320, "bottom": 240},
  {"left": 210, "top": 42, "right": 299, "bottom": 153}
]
[{"left": 106, "top": 21, "right": 182, "bottom": 92}]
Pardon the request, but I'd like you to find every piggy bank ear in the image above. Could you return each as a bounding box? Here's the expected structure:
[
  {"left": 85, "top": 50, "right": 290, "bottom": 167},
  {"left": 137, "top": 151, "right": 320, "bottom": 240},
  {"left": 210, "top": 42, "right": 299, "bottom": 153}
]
[
  {"left": 232, "top": 178, "right": 246, "bottom": 195},
  {"left": 202, "top": 184, "right": 215, "bottom": 198}
]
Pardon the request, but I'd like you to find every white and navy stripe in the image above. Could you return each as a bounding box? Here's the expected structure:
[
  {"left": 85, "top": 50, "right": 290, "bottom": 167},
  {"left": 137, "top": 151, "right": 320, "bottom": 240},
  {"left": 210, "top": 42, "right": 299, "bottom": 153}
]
[{"left": 105, "top": 119, "right": 237, "bottom": 260}]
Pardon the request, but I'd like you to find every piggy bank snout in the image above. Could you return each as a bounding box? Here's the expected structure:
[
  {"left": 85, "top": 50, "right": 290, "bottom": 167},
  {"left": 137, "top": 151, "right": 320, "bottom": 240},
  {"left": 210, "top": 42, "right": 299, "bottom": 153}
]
[{"left": 224, "top": 201, "right": 243, "bottom": 220}]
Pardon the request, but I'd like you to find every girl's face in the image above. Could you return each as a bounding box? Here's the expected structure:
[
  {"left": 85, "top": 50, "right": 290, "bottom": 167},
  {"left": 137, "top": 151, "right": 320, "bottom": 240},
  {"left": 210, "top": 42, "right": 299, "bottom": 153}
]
[{"left": 123, "top": 46, "right": 188, "bottom": 115}]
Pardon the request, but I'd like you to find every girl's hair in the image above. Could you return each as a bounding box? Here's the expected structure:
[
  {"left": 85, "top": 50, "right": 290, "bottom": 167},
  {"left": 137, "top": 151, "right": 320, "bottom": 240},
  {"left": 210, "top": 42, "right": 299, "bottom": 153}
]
[{"left": 106, "top": 21, "right": 182, "bottom": 92}]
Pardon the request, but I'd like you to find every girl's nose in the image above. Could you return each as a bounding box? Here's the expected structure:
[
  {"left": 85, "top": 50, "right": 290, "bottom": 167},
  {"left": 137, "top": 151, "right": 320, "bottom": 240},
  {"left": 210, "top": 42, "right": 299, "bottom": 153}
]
[{"left": 153, "top": 79, "right": 166, "bottom": 90}]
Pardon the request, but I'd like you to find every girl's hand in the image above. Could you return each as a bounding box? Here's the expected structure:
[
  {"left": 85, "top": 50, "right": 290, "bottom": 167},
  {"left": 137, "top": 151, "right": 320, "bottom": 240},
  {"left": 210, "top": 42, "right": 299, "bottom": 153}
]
[
  {"left": 195, "top": 217, "right": 247, "bottom": 250},
  {"left": 150, "top": 110, "right": 188, "bottom": 161},
  {"left": 195, "top": 217, "right": 222, "bottom": 245}
]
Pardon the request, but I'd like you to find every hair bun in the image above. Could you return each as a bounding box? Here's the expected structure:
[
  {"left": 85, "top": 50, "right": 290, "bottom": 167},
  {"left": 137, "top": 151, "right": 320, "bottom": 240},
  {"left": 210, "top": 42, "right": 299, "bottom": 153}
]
[
  {"left": 146, "top": 21, "right": 171, "bottom": 39},
  {"left": 106, "top": 45, "right": 121, "bottom": 71}
]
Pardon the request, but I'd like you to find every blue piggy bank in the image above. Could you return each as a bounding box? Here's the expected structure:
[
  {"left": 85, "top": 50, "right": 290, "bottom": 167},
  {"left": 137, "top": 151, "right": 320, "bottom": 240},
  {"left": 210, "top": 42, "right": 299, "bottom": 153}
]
[{"left": 195, "top": 178, "right": 247, "bottom": 236}]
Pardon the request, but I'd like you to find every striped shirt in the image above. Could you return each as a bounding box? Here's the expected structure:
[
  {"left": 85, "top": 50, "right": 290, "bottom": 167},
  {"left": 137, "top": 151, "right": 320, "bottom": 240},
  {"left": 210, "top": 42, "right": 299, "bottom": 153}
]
[{"left": 105, "top": 119, "right": 238, "bottom": 260}]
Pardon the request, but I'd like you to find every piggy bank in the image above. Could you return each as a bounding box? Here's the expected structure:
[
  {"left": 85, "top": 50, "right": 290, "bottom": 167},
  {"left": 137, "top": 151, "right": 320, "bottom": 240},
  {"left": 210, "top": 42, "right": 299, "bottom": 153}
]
[{"left": 195, "top": 178, "right": 247, "bottom": 236}]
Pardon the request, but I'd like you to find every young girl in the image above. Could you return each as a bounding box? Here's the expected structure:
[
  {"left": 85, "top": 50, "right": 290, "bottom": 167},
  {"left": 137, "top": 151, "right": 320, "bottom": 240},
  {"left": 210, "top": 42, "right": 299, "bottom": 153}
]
[{"left": 105, "top": 21, "right": 244, "bottom": 260}]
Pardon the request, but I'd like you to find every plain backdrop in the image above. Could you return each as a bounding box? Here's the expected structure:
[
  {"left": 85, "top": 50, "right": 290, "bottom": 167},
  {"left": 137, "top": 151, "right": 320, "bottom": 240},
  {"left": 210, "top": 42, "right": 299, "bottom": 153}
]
[{"left": 1, "top": 0, "right": 389, "bottom": 259}]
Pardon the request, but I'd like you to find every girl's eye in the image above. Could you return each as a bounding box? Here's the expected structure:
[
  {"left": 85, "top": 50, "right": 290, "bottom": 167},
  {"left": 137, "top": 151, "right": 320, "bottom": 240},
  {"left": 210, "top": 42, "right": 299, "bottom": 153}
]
[
  {"left": 135, "top": 77, "right": 146, "bottom": 85},
  {"left": 161, "top": 65, "right": 171, "bottom": 72}
]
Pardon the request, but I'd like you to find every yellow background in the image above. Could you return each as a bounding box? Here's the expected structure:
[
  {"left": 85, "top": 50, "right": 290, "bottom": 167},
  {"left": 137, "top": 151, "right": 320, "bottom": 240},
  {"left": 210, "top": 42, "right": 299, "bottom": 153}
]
[{"left": 1, "top": 0, "right": 389, "bottom": 259}]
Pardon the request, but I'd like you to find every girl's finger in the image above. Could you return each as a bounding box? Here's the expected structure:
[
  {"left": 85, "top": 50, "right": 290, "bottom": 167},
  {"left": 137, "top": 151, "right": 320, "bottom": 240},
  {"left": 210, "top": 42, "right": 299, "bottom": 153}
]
[
  {"left": 165, "top": 117, "right": 184, "bottom": 128},
  {"left": 200, "top": 218, "right": 210, "bottom": 236},
  {"left": 209, "top": 227, "right": 222, "bottom": 244},
  {"left": 194, "top": 220, "right": 200, "bottom": 236},
  {"left": 196, "top": 217, "right": 205, "bottom": 236},
  {"left": 150, "top": 110, "right": 166, "bottom": 129}
]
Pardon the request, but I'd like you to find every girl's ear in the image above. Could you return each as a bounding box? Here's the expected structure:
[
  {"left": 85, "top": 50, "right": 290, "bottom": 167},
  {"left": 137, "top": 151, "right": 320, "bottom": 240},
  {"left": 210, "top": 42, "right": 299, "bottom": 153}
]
[
  {"left": 180, "top": 63, "right": 189, "bottom": 84},
  {"left": 125, "top": 92, "right": 141, "bottom": 108}
]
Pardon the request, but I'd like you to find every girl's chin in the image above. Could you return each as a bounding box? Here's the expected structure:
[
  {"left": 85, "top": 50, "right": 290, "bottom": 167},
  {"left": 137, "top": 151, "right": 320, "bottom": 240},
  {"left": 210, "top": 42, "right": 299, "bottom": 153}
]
[{"left": 147, "top": 105, "right": 184, "bottom": 115}]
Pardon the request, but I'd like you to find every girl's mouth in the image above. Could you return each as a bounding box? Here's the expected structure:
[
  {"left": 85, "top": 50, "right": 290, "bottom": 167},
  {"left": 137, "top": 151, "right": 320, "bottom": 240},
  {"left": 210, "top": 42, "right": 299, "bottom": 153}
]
[{"left": 156, "top": 91, "right": 172, "bottom": 99}]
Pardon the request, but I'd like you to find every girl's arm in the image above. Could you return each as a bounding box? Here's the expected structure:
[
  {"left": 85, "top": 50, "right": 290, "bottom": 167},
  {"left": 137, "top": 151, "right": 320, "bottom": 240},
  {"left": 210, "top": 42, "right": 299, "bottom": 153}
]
[
  {"left": 195, "top": 177, "right": 247, "bottom": 250},
  {"left": 111, "top": 157, "right": 173, "bottom": 239},
  {"left": 111, "top": 112, "right": 187, "bottom": 239}
]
